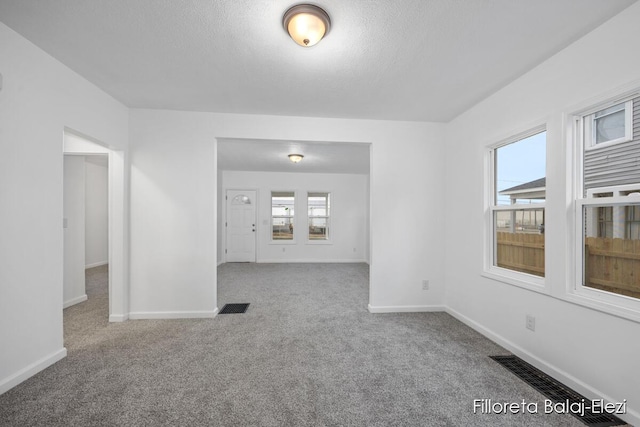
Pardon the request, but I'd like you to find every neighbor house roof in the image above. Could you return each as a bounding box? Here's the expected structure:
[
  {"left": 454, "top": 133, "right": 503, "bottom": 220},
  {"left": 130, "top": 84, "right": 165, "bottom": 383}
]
[
  {"left": 500, "top": 177, "right": 546, "bottom": 195},
  {"left": 499, "top": 177, "right": 546, "bottom": 201}
]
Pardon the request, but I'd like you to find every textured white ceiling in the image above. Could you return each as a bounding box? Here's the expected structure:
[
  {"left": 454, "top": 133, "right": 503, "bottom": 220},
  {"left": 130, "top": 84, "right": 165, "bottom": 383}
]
[
  {"left": 217, "top": 139, "right": 370, "bottom": 174},
  {"left": 0, "top": 0, "right": 636, "bottom": 122}
]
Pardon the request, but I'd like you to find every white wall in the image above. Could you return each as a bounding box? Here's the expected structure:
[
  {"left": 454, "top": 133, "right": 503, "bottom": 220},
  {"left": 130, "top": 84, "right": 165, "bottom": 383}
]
[
  {"left": 63, "top": 156, "right": 87, "bottom": 308},
  {"left": 222, "top": 171, "right": 368, "bottom": 263},
  {"left": 129, "top": 111, "right": 446, "bottom": 318},
  {"left": 85, "top": 157, "right": 109, "bottom": 268},
  {"left": 0, "top": 22, "right": 129, "bottom": 394},
  {"left": 444, "top": 3, "right": 640, "bottom": 424}
]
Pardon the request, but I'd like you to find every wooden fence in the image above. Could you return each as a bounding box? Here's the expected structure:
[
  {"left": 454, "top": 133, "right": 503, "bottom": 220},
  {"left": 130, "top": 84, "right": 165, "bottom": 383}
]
[
  {"left": 496, "top": 233, "right": 640, "bottom": 298},
  {"left": 585, "top": 237, "right": 640, "bottom": 299},
  {"left": 496, "top": 232, "right": 545, "bottom": 277}
]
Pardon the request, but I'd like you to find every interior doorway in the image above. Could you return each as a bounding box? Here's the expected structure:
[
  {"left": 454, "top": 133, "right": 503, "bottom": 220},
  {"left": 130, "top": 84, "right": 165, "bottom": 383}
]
[
  {"left": 63, "top": 129, "right": 127, "bottom": 322},
  {"left": 63, "top": 154, "right": 109, "bottom": 309},
  {"left": 225, "top": 190, "right": 257, "bottom": 262},
  {"left": 216, "top": 138, "right": 372, "bottom": 313}
]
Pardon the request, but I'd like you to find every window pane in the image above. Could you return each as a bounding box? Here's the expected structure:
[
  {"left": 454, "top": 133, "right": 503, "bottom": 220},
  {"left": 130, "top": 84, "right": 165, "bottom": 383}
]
[
  {"left": 308, "top": 193, "right": 330, "bottom": 240},
  {"left": 231, "top": 194, "right": 251, "bottom": 205},
  {"left": 628, "top": 205, "right": 640, "bottom": 240},
  {"left": 594, "top": 108, "right": 625, "bottom": 144},
  {"left": 272, "top": 194, "right": 294, "bottom": 216},
  {"left": 597, "top": 207, "right": 614, "bottom": 238},
  {"left": 494, "top": 209, "right": 545, "bottom": 277},
  {"left": 594, "top": 103, "right": 624, "bottom": 118},
  {"left": 308, "top": 193, "right": 329, "bottom": 216},
  {"left": 583, "top": 204, "right": 640, "bottom": 300},
  {"left": 272, "top": 192, "right": 294, "bottom": 240},
  {"left": 308, "top": 218, "right": 328, "bottom": 240},
  {"left": 492, "top": 131, "right": 546, "bottom": 278},
  {"left": 495, "top": 131, "right": 546, "bottom": 206},
  {"left": 272, "top": 217, "right": 294, "bottom": 240}
]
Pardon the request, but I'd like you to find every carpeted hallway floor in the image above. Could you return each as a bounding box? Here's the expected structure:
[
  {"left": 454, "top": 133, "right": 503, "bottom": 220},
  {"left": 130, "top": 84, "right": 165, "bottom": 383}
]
[{"left": 0, "top": 263, "right": 584, "bottom": 426}]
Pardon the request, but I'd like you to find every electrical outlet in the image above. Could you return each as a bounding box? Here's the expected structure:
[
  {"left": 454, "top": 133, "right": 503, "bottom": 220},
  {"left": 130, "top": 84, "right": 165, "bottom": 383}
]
[
  {"left": 282, "top": 247, "right": 286, "bottom": 252},
  {"left": 526, "top": 315, "right": 536, "bottom": 331},
  {"left": 353, "top": 247, "right": 356, "bottom": 253},
  {"left": 422, "top": 280, "right": 429, "bottom": 290}
]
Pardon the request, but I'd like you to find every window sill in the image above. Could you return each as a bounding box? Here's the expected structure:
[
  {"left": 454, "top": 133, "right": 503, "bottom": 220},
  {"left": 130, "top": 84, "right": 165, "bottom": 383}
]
[
  {"left": 561, "top": 287, "right": 640, "bottom": 324},
  {"left": 482, "top": 267, "right": 547, "bottom": 294},
  {"left": 269, "top": 240, "right": 297, "bottom": 245},
  {"left": 306, "top": 240, "right": 332, "bottom": 245}
]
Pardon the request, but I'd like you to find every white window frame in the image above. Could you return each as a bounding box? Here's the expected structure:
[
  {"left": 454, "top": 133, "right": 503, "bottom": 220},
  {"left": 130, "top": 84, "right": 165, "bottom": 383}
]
[
  {"left": 270, "top": 190, "right": 297, "bottom": 244},
  {"left": 568, "top": 89, "right": 640, "bottom": 323},
  {"left": 583, "top": 99, "right": 633, "bottom": 150},
  {"left": 483, "top": 125, "right": 547, "bottom": 292},
  {"left": 306, "top": 192, "right": 332, "bottom": 244}
]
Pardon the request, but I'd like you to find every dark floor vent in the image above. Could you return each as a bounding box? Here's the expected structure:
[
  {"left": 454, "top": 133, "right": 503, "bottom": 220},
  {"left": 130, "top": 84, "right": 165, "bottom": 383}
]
[
  {"left": 219, "top": 303, "right": 250, "bottom": 314},
  {"left": 490, "top": 356, "right": 626, "bottom": 426}
]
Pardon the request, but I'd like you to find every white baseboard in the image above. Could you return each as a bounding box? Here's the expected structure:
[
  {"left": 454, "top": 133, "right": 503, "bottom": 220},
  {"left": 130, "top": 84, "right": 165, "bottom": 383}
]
[
  {"left": 109, "top": 313, "right": 128, "bottom": 322},
  {"left": 367, "top": 304, "right": 446, "bottom": 313},
  {"left": 128, "top": 309, "right": 218, "bottom": 320},
  {"left": 63, "top": 294, "right": 87, "bottom": 308},
  {"left": 258, "top": 259, "right": 369, "bottom": 264},
  {"left": 0, "top": 348, "right": 67, "bottom": 395},
  {"left": 445, "top": 307, "right": 639, "bottom": 427},
  {"left": 85, "top": 261, "right": 108, "bottom": 269}
]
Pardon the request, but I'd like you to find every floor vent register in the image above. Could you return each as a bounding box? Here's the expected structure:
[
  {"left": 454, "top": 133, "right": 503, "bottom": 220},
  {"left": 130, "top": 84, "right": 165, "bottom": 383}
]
[
  {"left": 219, "top": 303, "right": 250, "bottom": 314},
  {"left": 490, "top": 355, "right": 626, "bottom": 427}
]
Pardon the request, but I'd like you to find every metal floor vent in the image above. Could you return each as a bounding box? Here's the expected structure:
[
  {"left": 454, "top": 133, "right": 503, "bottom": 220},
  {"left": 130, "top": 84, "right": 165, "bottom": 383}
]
[
  {"left": 219, "top": 303, "right": 250, "bottom": 314},
  {"left": 490, "top": 356, "right": 626, "bottom": 426}
]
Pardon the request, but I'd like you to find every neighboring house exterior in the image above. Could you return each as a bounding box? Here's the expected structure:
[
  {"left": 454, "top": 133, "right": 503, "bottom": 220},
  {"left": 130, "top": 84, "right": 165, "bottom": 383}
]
[
  {"left": 583, "top": 96, "right": 640, "bottom": 192},
  {"left": 499, "top": 176, "right": 640, "bottom": 239},
  {"left": 499, "top": 177, "right": 546, "bottom": 204},
  {"left": 498, "top": 178, "right": 545, "bottom": 233},
  {"left": 499, "top": 93, "right": 640, "bottom": 233},
  {"left": 582, "top": 95, "right": 640, "bottom": 240}
]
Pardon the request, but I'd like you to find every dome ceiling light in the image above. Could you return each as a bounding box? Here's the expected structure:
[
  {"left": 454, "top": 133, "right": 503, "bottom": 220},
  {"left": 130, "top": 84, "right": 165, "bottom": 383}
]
[
  {"left": 283, "top": 4, "right": 331, "bottom": 47},
  {"left": 288, "top": 154, "right": 304, "bottom": 163}
]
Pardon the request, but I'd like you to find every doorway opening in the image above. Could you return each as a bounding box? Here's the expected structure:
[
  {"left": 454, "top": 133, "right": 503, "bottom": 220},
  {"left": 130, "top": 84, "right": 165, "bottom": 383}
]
[
  {"left": 216, "top": 138, "right": 372, "bottom": 312},
  {"left": 63, "top": 129, "right": 127, "bottom": 325},
  {"left": 63, "top": 153, "right": 109, "bottom": 311}
]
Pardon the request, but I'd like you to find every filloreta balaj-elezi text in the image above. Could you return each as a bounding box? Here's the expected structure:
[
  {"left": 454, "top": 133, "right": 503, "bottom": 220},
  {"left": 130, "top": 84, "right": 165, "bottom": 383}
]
[{"left": 473, "top": 399, "right": 627, "bottom": 416}]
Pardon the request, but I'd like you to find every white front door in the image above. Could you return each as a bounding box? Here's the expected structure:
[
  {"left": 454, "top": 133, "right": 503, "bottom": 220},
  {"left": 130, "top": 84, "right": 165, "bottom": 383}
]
[{"left": 226, "top": 190, "right": 257, "bottom": 262}]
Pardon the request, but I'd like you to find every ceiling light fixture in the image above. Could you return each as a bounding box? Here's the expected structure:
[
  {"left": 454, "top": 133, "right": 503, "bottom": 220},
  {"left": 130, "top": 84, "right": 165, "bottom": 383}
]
[
  {"left": 288, "top": 154, "right": 304, "bottom": 163},
  {"left": 283, "top": 4, "right": 331, "bottom": 47}
]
